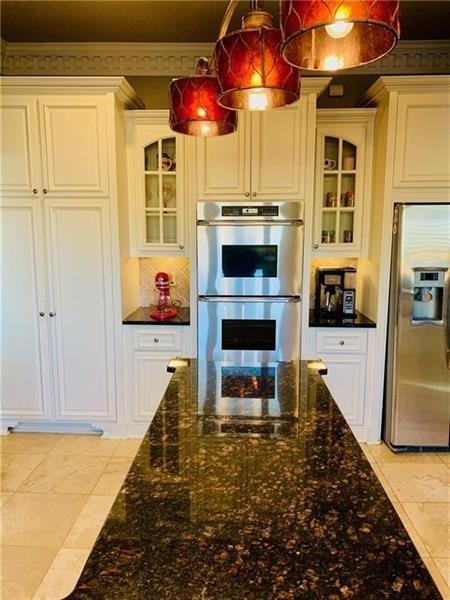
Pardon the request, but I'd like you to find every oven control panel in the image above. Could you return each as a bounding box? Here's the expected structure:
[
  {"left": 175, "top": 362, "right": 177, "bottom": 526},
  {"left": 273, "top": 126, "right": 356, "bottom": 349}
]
[{"left": 222, "top": 206, "right": 279, "bottom": 217}]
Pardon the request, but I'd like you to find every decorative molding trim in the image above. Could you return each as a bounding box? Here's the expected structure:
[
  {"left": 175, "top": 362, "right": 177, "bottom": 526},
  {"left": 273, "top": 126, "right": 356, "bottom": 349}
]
[
  {"left": 1, "top": 39, "right": 449, "bottom": 77},
  {"left": 361, "top": 74, "right": 450, "bottom": 105}
]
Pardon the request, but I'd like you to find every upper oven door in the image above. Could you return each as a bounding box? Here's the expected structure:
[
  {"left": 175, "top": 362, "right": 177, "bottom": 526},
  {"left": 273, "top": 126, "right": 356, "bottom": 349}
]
[{"left": 197, "top": 222, "right": 303, "bottom": 296}]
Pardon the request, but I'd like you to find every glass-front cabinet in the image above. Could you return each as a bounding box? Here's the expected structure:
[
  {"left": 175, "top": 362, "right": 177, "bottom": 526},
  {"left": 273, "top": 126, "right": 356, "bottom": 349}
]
[
  {"left": 313, "top": 110, "right": 375, "bottom": 256},
  {"left": 127, "top": 113, "right": 186, "bottom": 256}
]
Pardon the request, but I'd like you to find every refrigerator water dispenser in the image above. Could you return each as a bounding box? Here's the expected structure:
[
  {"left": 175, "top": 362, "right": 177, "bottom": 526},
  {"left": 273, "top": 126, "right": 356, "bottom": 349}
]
[{"left": 412, "top": 268, "right": 447, "bottom": 323}]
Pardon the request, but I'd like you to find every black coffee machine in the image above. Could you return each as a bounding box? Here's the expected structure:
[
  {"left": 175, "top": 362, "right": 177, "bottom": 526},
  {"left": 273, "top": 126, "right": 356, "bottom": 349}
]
[{"left": 315, "top": 267, "right": 356, "bottom": 317}]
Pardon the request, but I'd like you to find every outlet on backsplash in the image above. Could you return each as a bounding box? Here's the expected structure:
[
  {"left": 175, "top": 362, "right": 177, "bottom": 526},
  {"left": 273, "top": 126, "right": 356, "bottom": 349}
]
[{"left": 139, "top": 257, "right": 190, "bottom": 307}]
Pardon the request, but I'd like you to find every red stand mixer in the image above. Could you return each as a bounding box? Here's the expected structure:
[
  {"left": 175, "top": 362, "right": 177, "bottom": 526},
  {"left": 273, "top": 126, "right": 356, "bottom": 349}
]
[{"left": 150, "top": 272, "right": 178, "bottom": 321}]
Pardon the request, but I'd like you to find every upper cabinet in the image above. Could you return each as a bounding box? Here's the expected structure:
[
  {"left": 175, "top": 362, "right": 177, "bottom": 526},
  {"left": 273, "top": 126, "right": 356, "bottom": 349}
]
[
  {"left": 197, "top": 103, "right": 307, "bottom": 201},
  {"left": 313, "top": 109, "right": 375, "bottom": 256},
  {"left": 1, "top": 94, "right": 109, "bottom": 198},
  {"left": 126, "top": 112, "right": 186, "bottom": 256}
]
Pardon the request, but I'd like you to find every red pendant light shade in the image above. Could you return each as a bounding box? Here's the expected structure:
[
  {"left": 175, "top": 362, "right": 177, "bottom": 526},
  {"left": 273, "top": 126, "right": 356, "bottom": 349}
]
[
  {"left": 169, "top": 65, "right": 237, "bottom": 136},
  {"left": 215, "top": 11, "right": 300, "bottom": 111},
  {"left": 281, "top": 0, "right": 400, "bottom": 71}
]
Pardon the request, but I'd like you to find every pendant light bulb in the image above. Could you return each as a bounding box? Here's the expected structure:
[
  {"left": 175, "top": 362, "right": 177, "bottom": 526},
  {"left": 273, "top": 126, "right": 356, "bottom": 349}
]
[
  {"left": 325, "top": 20, "right": 354, "bottom": 39},
  {"left": 248, "top": 89, "right": 269, "bottom": 111},
  {"left": 323, "top": 55, "right": 344, "bottom": 71}
]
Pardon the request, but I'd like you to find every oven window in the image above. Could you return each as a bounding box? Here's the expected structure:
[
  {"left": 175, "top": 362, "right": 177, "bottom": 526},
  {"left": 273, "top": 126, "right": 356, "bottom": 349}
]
[
  {"left": 222, "top": 319, "right": 276, "bottom": 351},
  {"left": 222, "top": 245, "right": 277, "bottom": 278}
]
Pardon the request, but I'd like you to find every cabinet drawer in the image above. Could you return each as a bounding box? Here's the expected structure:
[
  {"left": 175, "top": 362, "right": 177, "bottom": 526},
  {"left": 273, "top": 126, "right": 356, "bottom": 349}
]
[
  {"left": 133, "top": 328, "right": 182, "bottom": 352},
  {"left": 316, "top": 330, "right": 367, "bottom": 354}
]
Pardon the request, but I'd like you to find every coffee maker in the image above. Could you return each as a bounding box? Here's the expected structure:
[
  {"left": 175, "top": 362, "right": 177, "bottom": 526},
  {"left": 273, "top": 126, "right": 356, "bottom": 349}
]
[{"left": 315, "top": 267, "right": 356, "bottom": 317}]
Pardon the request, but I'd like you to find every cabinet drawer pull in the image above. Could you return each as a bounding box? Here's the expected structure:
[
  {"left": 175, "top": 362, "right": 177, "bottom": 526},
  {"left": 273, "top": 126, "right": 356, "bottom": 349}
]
[
  {"left": 252, "top": 192, "right": 257, "bottom": 197},
  {"left": 313, "top": 243, "right": 319, "bottom": 250},
  {"left": 39, "top": 312, "right": 45, "bottom": 317},
  {"left": 153, "top": 337, "right": 159, "bottom": 343},
  {"left": 245, "top": 192, "right": 250, "bottom": 197},
  {"left": 49, "top": 312, "right": 55, "bottom": 317},
  {"left": 43, "top": 188, "right": 48, "bottom": 194},
  {"left": 179, "top": 245, "right": 184, "bottom": 250},
  {"left": 339, "top": 339, "right": 345, "bottom": 345},
  {"left": 33, "top": 188, "right": 38, "bottom": 195}
]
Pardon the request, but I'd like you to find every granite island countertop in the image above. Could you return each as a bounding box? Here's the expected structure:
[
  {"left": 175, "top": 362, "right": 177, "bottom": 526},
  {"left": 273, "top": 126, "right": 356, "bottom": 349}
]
[
  {"left": 68, "top": 360, "right": 441, "bottom": 599},
  {"left": 123, "top": 306, "right": 190, "bottom": 326}
]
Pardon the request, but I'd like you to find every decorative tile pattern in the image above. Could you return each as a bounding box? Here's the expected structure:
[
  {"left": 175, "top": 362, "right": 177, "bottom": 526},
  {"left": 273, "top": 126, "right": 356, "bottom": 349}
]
[{"left": 139, "top": 257, "right": 190, "bottom": 308}]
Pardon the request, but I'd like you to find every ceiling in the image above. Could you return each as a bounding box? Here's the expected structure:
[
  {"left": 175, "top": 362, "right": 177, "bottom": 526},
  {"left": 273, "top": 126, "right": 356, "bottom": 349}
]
[{"left": 2, "top": 0, "right": 450, "bottom": 44}]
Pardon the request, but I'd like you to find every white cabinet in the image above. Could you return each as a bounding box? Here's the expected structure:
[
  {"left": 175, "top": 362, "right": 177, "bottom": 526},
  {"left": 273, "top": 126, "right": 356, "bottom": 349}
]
[
  {"left": 197, "top": 108, "right": 305, "bottom": 201},
  {"left": 313, "top": 110, "right": 375, "bottom": 256},
  {"left": 0, "top": 77, "right": 142, "bottom": 434},
  {"left": 196, "top": 80, "right": 331, "bottom": 201},
  {"left": 123, "top": 325, "right": 191, "bottom": 436},
  {"left": 126, "top": 111, "right": 187, "bottom": 256},
  {"left": 314, "top": 328, "right": 376, "bottom": 442}
]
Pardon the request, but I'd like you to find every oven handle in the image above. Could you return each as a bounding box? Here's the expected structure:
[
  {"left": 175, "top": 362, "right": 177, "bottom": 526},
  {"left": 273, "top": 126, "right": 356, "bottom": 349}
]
[
  {"left": 198, "top": 296, "right": 301, "bottom": 303},
  {"left": 197, "top": 220, "right": 303, "bottom": 226}
]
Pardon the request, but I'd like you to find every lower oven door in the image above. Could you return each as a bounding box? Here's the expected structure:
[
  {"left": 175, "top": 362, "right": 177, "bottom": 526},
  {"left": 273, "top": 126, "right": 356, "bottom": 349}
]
[{"left": 198, "top": 296, "right": 301, "bottom": 362}]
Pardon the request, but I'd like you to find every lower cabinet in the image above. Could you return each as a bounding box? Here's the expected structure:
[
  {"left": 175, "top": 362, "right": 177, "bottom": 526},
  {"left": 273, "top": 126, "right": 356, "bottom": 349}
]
[
  {"left": 314, "top": 328, "right": 377, "bottom": 442},
  {"left": 123, "top": 324, "right": 190, "bottom": 436}
]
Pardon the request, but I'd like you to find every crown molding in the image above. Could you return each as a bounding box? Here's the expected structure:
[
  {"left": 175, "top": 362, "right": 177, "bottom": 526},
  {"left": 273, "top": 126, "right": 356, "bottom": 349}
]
[
  {"left": 1, "top": 39, "right": 449, "bottom": 77},
  {"left": 361, "top": 74, "right": 450, "bottom": 105}
]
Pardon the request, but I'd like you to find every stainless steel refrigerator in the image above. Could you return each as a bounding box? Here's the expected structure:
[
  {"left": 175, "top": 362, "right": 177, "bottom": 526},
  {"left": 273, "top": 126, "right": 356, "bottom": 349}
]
[{"left": 385, "top": 203, "right": 450, "bottom": 450}]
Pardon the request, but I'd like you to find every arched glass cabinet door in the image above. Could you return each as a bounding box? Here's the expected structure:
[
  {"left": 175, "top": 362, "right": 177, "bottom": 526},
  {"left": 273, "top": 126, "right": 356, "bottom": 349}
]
[
  {"left": 144, "top": 137, "right": 178, "bottom": 246},
  {"left": 321, "top": 136, "right": 357, "bottom": 246}
]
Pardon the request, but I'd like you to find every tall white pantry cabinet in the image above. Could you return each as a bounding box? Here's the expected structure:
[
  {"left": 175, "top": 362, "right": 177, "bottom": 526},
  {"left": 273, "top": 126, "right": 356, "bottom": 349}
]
[{"left": 1, "top": 77, "right": 143, "bottom": 435}]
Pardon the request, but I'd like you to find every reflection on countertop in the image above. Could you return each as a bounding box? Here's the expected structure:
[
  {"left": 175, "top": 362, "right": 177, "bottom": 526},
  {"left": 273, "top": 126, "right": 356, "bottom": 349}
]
[
  {"left": 309, "top": 309, "right": 376, "bottom": 328},
  {"left": 123, "top": 306, "right": 190, "bottom": 326},
  {"left": 68, "top": 360, "right": 439, "bottom": 600}
]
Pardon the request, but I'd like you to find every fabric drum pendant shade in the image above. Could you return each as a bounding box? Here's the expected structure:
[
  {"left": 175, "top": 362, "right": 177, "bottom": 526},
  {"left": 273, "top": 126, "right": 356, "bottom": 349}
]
[
  {"left": 169, "top": 73, "right": 237, "bottom": 136},
  {"left": 215, "top": 11, "right": 300, "bottom": 111},
  {"left": 281, "top": 0, "right": 400, "bottom": 71}
]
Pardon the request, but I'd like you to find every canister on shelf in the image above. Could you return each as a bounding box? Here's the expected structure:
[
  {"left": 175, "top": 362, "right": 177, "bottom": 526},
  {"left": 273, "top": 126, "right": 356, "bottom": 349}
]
[
  {"left": 326, "top": 192, "right": 337, "bottom": 207},
  {"left": 321, "top": 230, "right": 335, "bottom": 244},
  {"left": 343, "top": 230, "right": 353, "bottom": 243},
  {"left": 344, "top": 191, "right": 355, "bottom": 207}
]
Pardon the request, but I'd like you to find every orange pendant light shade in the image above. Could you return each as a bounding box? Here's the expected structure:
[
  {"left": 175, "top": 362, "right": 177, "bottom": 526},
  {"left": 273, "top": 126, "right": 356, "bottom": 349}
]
[
  {"left": 169, "top": 68, "right": 237, "bottom": 136},
  {"left": 281, "top": 0, "right": 400, "bottom": 71},
  {"left": 215, "top": 11, "right": 300, "bottom": 111}
]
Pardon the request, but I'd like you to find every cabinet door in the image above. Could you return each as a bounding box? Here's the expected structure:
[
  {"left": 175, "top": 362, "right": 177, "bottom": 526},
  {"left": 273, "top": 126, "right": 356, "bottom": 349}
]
[
  {"left": 44, "top": 201, "right": 117, "bottom": 421},
  {"left": 0, "top": 96, "right": 42, "bottom": 197},
  {"left": 0, "top": 200, "right": 52, "bottom": 419},
  {"left": 251, "top": 106, "right": 305, "bottom": 199},
  {"left": 320, "top": 353, "right": 366, "bottom": 426},
  {"left": 132, "top": 354, "right": 173, "bottom": 422},
  {"left": 39, "top": 96, "right": 109, "bottom": 196},
  {"left": 196, "top": 116, "right": 251, "bottom": 200},
  {"left": 314, "top": 124, "right": 367, "bottom": 255},
  {"left": 393, "top": 93, "right": 450, "bottom": 188}
]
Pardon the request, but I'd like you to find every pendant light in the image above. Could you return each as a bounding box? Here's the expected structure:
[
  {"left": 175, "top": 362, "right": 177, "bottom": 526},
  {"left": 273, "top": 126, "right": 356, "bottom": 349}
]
[
  {"left": 281, "top": 0, "right": 400, "bottom": 71},
  {"left": 169, "top": 58, "right": 237, "bottom": 136},
  {"left": 215, "top": 4, "right": 300, "bottom": 111}
]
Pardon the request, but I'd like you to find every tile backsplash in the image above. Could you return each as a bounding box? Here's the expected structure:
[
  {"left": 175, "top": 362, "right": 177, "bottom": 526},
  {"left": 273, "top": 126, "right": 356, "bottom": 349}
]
[
  {"left": 309, "top": 257, "right": 358, "bottom": 308},
  {"left": 139, "top": 257, "right": 190, "bottom": 307}
]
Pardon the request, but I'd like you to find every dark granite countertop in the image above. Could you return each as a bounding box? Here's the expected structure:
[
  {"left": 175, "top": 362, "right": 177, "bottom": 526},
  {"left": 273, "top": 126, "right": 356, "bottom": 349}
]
[
  {"left": 123, "top": 306, "right": 190, "bottom": 326},
  {"left": 68, "top": 360, "right": 440, "bottom": 599},
  {"left": 309, "top": 309, "right": 376, "bottom": 328}
]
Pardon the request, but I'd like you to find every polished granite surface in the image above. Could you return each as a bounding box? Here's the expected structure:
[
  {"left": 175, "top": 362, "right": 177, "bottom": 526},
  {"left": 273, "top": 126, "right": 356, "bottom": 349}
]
[
  {"left": 309, "top": 309, "right": 376, "bottom": 328},
  {"left": 123, "top": 306, "right": 190, "bottom": 326},
  {"left": 68, "top": 360, "right": 441, "bottom": 599}
]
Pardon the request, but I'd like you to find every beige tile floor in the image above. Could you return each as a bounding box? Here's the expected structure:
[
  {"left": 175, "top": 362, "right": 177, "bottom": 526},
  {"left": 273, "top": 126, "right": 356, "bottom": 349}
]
[{"left": 1, "top": 434, "right": 449, "bottom": 599}]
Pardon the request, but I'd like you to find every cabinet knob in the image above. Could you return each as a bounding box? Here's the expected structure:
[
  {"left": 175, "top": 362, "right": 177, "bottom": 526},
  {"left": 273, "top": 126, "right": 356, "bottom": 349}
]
[
  {"left": 252, "top": 192, "right": 257, "bottom": 197},
  {"left": 179, "top": 245, "right": 184, "bottom": 250},
  {"left": 313, "top": 243, "right": 319, "bottom": 250},
  {"left": 49, "top": 312, "right": 55, "bottom": 317},
  {"left": 39, "top": 312, "right": 45, "bottom": 317},
  {"left": 33, "top": 188, "right": 38, "bottom": 195},
  {"left": 245, "top": 192, "right": 250, "bottom": 197},
  {"left": 339, "top": 339, "right": 345, "bottom": 346},
  {"left": 153, "top": 337, "right": 159, "bottom": 343},
  {"left": 43, "top": 188, "right": 48, "bottom": 194}
]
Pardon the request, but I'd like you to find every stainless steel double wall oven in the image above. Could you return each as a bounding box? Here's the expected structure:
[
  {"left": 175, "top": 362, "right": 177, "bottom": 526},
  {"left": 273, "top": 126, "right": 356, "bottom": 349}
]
[{"left": 197, "top": 201, "right": 304, "bottom": 362}]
